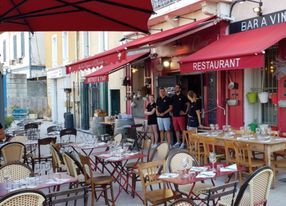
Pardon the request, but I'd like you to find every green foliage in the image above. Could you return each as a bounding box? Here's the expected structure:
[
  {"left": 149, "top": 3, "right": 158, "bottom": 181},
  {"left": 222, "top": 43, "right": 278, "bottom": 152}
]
[{"left": 4, "top": 116, "right": 14, "bottom": 128}]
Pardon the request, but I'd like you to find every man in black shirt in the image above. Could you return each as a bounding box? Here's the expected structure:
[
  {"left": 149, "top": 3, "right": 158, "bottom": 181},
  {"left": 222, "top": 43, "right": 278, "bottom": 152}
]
[
  {"left": 172, "top": 84, "right": 189, "bottom": 148},
  {"left": 156, "top": 87, "right": 172, "bottom": 145}
]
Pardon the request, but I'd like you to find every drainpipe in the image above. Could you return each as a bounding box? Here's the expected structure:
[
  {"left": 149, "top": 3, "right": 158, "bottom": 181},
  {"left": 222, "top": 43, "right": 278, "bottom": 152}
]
[
  {"left": 0, "top": 72, "right": 4, "bottom": 126},
  {"left": 29, "top": 32, "right": 32, "bottom": 78}
]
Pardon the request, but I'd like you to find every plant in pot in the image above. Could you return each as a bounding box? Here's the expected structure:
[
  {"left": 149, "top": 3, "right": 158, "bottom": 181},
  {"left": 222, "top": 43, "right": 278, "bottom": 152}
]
[{"left": 246, "top": 91, "right": 258, "bottom": 104}]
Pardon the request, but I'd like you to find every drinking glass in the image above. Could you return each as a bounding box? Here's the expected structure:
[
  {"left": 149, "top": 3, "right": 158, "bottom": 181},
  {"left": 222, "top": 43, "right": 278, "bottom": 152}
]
[
  {"left": 3, "top": 169, "right": 12, "bottom": 190},
  {"left": 215, "top": 124, "right": 219, "bottom": 131},
  {"left": 40, "top": 162, "right": 46, "bottom": 176},
  {"left": 181, "top": 157, "right": 190, "bottom": 177},
  {"left": 267, "top": 126, "right": 272, "bottom": 137},
  {"left": 210, "top": 124, "right": 215, "bottom": 132},
  {"left": 222, "top": 125, "right": 227, "bottom": 132},
  {"left": 256, "top": 128, "right": 261, "bottom": 136},
  {"left": 240, "top": 126, "right": 245, "bottom": 135},
  {"left": 209, "top": 152, "right": 217, "bottom": 172},
  {"left": 45, "top": 162, "right": 51, "bottom": 176}
]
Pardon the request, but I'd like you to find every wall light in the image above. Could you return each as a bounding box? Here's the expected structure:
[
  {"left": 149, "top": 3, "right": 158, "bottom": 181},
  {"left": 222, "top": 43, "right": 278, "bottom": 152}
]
[
  {"left": 161, "top": 57, "right": 171, "bottom": 69},
  {"left": 132, "top": 68, "right": 138, "bottom": 73},
  {"left": 230, "top": 0, "right": 263, "bottom": 18}
]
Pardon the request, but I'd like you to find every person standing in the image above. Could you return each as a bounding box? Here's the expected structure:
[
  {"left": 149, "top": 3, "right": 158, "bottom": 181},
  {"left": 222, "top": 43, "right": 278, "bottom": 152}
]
[
  {"left": 187, "top": 90, "right": 202, "bottom": 131},
  {"left": 172, "top": 84, "right": 189, "bottom": 149},
  {"left": 156, "top": 87, "right": 172, "bottom": 145},
  {"left": 144, "top": 95, "right": 158, "bottom": 147}
]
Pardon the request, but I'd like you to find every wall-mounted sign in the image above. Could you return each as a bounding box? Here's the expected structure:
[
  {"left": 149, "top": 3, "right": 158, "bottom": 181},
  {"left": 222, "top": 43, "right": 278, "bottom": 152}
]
[{"left": 230, "top": 9, "right": 286, "bottom": 34}]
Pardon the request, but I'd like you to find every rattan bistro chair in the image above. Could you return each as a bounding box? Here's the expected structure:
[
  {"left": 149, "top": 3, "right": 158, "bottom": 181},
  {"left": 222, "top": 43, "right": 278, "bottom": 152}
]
[
  {"left": 170, "top": 198, "right": 198, "bottom": 206},
  {"left": 218, "top": 166, "right": 273, "bottom": 206},
  {"left": 0, "top": 162, "right": 33, "bottom": 182},
  {"left": 0, "top": 190, "right": 46, "bottom": 206},
  {"left": 0, "top": 142, "right": 26, "bottom": 164}
]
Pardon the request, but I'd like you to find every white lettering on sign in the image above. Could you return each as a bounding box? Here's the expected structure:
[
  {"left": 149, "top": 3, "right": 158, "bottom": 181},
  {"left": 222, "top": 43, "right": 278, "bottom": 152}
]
[
  {"left": 192, "top": 58, "right": 241, "bottom": 71},
  {"left": 240, "top": 10, "right": 286, "bottom": 32}
]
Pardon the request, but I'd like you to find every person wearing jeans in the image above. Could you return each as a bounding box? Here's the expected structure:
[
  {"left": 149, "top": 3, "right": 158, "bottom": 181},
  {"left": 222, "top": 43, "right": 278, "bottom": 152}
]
[{"left": 156, "top": 87, "right": 172, "bottom": 145}]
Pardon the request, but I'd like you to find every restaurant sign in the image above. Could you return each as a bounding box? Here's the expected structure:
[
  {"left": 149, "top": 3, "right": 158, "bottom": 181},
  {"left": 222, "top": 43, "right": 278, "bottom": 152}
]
[
  {"left": 84, "top": 75, "right": 108, "bottom": 84},
  {"left": 182, "top": 54, "right": 265, "bottom": 73},
  {"left": 229, "top": 9, "right": 286, "bottom": 34}
]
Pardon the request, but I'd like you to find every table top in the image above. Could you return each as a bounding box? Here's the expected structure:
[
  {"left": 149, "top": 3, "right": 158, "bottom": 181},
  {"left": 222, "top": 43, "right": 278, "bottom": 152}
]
[
  {"left": 94, "top": 150, "right": 144, "bottom": 162},
  {"left": 159, "top": 164, "right": 239, "bottom": 185},
  {"left": 0, "top": 172, "right": 77, "bottom": 197},
  {"left": 70, "top": 142, "right": 108, "bottom": 150},
  {"left": 197, "top": 132, "right": 286, "bottom": 145},
  {"left": 99, "top": 121, "right": 115, "bottom": 125}
]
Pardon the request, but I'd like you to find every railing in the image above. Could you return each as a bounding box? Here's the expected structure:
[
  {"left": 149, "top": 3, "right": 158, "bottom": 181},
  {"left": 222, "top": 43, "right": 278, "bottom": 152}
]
[{"left": 151, "top": 0, "right": 180, "bottom": 11}]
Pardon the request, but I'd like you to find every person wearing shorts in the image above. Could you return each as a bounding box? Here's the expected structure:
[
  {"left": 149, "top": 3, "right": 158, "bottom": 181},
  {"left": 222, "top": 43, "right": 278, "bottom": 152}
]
[
  {"left": 172, "top": 84, "right": 189, "bottom": 149},
  {"left": 156, "top": 87, "right": 172, "bottom": 145},
  {"left": 144, "top": 95, "right": 158, "bottom": 147}
]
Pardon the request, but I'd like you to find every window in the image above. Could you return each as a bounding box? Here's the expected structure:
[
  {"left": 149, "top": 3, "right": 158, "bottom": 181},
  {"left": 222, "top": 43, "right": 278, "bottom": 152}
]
[
  {"left": 52, "top": 35, "right": 58, "bottom": 67},
  {"left": 21, "top": 32, "right": 25, "bottom": 57},
  {"left": 62, "top": 32, "right": 68, "bottom": 64},
  {"left": 3, "top": 40, "right": 6, "bottom": 62},
  {"left": 262, "top": 48, "right": 278, "bottom": 125},
  {"left": 83, "top": 32, "right": 89, "bottom": 57},
  {"left": 13, "top": 35, "right": 17, "bottom": 59}
]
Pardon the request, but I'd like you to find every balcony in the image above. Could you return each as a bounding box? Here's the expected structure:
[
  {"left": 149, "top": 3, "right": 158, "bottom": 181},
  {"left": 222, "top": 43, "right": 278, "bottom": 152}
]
[{"left": 151, "top": 0, "right": 181, "bottom": 11}]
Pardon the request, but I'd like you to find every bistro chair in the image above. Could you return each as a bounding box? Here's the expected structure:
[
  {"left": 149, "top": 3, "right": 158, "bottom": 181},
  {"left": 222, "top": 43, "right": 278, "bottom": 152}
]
[
  {"left": 47, "top": 125, "right": 61, "bottom": 136},
  {"left": 167, "top": 149, "right": 212, "bottom": 198},
  {"left": 79, "top": 154, "right": 115, "bottom": 206},
  {"left": 51, "top": 144, "right": 66, "bottom": 173},
  {"left": 218, "top": 166, "right": 273, "bottom": 206},
  {"left": 45, "top": 186, "right": 88, "bottom": 206},
  {"left": 24, "top": 122, "right": 40, "bottom": 140},
  {"left": 10, "top": 135, "right": 28, "bottom": 144},
  {"left": 170, "top": 198, "right": 197, "bottom": 206},
  {"left": 63, "top": 152, "right": 85, "bottom": 185},
  {"left": 125, "top": 138, "right": 152, "bottom": 197},
  {"left": 137, "top": 160, "right": 181, "bottom": 206},
  {"left": 30, "top": 137, "right": 57, "bottom": 172},
  {"left": 60, "top": 128, "right": 77, "bottom": 144},
  {"left": 0, "top": 162, "right": 33, "bottom": 182},
  {"left": 183, "top": 131, "right": 204, "bottom": 164},
  {"left": 224, "top": 140, "right": 238, "bottom": 165},
  {"left": 0, "top": 142, "right": 26, "bottom": 164},
  {"left": 0, "top": 189, "right": 46, "bottom": 206}
]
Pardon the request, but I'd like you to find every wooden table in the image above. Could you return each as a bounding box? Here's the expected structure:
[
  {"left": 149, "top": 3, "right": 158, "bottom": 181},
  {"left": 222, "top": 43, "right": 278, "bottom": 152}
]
[{"left": 197, "top": 132, "right": 286, "bottom": 167}]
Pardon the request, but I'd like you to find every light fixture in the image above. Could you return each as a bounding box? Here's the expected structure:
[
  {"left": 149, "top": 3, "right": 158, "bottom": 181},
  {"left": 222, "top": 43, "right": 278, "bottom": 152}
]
[
  {"left": 172, "top": 16, "right": 196, "bottom": 22},
  {"left": 132, "top": 68, "right": 138, "bottom": 73},
  {"left": 161, "top": 57, "right": 171, "bottom": 69},
  {"left": 229, "top": 0, "right": 263, "bottom": 19}
]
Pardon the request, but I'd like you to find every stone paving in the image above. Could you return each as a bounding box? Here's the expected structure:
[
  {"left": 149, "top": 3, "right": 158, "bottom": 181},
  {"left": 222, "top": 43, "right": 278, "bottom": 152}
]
[{"left": 28, "top": 120, "right": 286, "bottom": 205}]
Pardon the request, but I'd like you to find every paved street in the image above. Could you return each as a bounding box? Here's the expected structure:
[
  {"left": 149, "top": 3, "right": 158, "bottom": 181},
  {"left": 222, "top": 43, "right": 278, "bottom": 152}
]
[{"left": 31, "top": 120, "right": 286, "bottom": 206}]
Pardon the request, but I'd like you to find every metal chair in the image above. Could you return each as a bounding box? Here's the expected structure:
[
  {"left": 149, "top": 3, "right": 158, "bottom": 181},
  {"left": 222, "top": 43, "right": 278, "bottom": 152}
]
[
  {"left": 0, "top": 189, "right": 46, "bottom": 206},
  {"left": 170, "top": 198, "right": 197, "bottom": 206},
  {"left": 24, "top": 123, "right": 40, "bottom": 140},
  {"left": 60, "top": 128, "right": 77, "bottom": 144}
]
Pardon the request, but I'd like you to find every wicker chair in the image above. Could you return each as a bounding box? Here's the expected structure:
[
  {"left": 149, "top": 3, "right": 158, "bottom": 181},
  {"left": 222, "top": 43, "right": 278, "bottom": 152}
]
[
  {"left": 170, "top": 198, "right": 197, "bottom": 206},
  {"left": 79, "top": 154, "right": 115, "bottom": 206},
  {"left": 137, "top": 160, "right": 181, "bottom": 206},
  {"left": 167, "top": 149, "right": 212, "bottom": 198},
  {"left": 149, "top": 141, "right": 170, "bottom": 162},
  {"left": 0, "top": 142, "right": 26, "bottom": 164},
  {"left": 63, "top": 152, "right": 85, "bottom": 184},
  {"left": 0, "top": 189, "right": 46, "bottom": 206},
  {"left": 0, "top": 162, "right": 33, "bottom": 182},
  {"left": 218, "top": 166, "right": 273, "bottom": 206},
  {"left": 51, "top": 144, "right": 65, "bottom": 173},
  {"left": 10, "top": 136, "right": 28, "bottom": 143}
]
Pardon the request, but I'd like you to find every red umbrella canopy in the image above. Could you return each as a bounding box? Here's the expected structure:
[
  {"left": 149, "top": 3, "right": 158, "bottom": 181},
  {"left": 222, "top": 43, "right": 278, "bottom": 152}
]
[{"left": 0, "top": 0, "right": 154, "bottom": 33}]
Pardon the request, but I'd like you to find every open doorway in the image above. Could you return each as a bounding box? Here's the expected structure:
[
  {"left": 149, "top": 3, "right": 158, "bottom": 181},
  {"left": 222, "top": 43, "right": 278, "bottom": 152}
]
[{"left": 110, "top": 89, "right": 120, "bottom": 115}]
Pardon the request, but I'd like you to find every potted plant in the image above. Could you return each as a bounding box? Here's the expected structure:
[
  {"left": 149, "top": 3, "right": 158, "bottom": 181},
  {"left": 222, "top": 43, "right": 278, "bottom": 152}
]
[
  {"left": 258, "top": 91, "right": 269, "bottom": 103},
  {"left": 246, "top": 92, "right": 258, "bottom": 104}
]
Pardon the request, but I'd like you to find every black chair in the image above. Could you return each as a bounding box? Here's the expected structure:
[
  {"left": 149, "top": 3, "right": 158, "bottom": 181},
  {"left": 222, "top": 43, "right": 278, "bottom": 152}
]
[
  {"left": 24, "top": 123, "right": 39, "bottom": 140},
  {"left": 170, "top": 198, "right": 197, "bottom": 206},
  {"left": 45, "top": 186, "right": 88, "bottom": 206},
  {"left": 47, "top": 125, "right": 61, "bottom": 135},
  {"left": 60, "top": 128, "right": 77, "bottom": 144}
]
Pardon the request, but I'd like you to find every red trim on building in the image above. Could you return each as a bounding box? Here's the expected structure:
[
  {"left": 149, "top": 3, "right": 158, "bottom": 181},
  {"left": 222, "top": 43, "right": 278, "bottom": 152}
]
[{"left": 180, "top": 22, "right": 286, "bottom": 73}]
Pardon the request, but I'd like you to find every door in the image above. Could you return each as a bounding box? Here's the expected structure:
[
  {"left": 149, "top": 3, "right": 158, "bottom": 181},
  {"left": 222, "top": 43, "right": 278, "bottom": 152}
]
[{"left": 111, "top": 90, "right": 120, "bottom": 115}]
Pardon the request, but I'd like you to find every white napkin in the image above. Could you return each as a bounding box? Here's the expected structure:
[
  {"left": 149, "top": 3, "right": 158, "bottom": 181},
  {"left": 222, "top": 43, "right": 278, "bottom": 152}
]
[
  {"left": 220, "top": 164, "right": 237, "bottom": 172},
  {"left": 196, "top": 171, "right": 216, "bottom": 178},
  {"left": 106, "top": 156, "right": 122, "bottom": 161},
  {"left": 191, "top": 166, "right": 208, "bottom": 172},
  {"left": 159, "top": 173, "right": 179, "bottom": 179},
  {"left": 99, "top": 153, "right": 112, "bottom": 158}
]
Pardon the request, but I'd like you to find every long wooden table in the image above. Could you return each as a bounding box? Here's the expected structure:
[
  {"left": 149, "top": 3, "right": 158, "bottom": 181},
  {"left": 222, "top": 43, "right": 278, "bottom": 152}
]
[{"left": 197, "top": 132, "right": 286, "bottom": 167}]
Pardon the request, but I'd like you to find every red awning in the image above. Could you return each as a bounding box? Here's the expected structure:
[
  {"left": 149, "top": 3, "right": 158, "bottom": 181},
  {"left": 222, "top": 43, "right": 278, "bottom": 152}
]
[
  {"left": 84, "top": 52, "right": 148, "bottom": 84},
  {"left": 180, "top": 22, "right": 286, "bottom": 73},
  {"left": 66, "top": 15, "right": 216, "bottom": 74},
  {"left": 126, "top": 15, "right": 216, "bottom": 49},
  {"left": 0, "top": 0, "right": 153, "bottom": 33}
]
